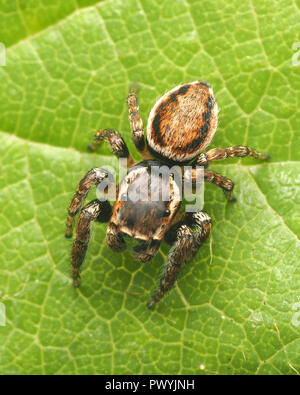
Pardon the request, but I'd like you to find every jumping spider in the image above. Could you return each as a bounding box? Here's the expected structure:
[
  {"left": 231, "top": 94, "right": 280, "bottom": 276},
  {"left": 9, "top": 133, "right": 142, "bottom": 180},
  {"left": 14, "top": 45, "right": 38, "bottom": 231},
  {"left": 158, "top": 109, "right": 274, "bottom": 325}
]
[{"left": 66, "top": 81, "right": 269, "bottom": 309}]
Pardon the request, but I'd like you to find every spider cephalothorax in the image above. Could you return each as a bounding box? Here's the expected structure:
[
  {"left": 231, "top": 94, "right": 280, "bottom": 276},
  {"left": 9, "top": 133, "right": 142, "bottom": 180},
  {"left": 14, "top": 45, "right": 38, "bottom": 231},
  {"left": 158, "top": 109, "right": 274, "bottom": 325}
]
[
  {"left": 110, "top": 160, "right": 181, "bottom": 243},
  {"left": 66, "top": 81, "right": 269, "bottom": 309}
]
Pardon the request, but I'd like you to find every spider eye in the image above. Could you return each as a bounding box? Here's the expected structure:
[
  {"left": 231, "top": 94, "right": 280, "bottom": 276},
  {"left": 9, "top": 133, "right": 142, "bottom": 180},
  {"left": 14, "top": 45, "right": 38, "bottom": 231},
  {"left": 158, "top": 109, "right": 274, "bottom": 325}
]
[{"left": 164, "top": 209, "right": 171, "bottom": 217}]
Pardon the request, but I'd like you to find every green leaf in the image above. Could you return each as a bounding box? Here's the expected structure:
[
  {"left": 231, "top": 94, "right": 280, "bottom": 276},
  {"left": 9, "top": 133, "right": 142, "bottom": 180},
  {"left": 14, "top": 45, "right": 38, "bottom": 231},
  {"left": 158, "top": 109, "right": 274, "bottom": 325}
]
[{"left": 0, "top": 0, "right": 299, "bottom": 375}]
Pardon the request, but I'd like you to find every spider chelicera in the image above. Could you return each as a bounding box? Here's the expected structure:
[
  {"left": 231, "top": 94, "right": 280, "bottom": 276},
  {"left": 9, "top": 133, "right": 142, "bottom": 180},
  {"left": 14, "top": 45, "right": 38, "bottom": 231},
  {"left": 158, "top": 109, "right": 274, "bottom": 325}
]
[{"left": 65, "top": 81, "right": 269, "bottom": 309}]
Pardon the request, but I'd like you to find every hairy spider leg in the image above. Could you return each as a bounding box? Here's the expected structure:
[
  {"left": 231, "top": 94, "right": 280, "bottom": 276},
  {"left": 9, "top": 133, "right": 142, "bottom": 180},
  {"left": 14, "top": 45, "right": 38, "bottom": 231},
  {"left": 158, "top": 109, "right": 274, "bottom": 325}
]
[
  {"left": 66, "top": 167, "right": 112, "bottom": 238},
  {"left": 71, "top": 199, "right": 112, "bottom": 287},
  {"left": 132, "top": 240, "right": 161, "bottom": 262},
  {"left": 197, "top": 146, "right": 270, "bottom": 166},
  {"left": 147, "top": 211, "right": 211, "bottom": 309},
  {"left": 88, "top": 129, "right": 135, "bottom": 168},
  {"left": 127, "top": 85, "right": 146, "bottom": 153}
]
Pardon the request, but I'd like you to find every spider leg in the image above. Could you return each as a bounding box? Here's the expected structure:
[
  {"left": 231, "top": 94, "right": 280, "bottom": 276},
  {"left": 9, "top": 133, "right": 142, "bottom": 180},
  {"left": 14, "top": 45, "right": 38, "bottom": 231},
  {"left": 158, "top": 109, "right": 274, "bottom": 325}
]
[
  {"left": 106, "top": 223, "right": 127, "bottom": 253},
  {"left": 203, "top": 169, "right": 236, "bottom": 202},
  {"left": 71, "top": 199, "right": 112, "bottom": 287},
  {"left": 88, "top": 129, "right": 135, "bottom": 167},
  {"left": 197, "top": 146, "right": 270, "bottom": 166},
  {"left": 65, "top": 167, "right": 112, "bottom": 238},
  {"left": 132, "top": 240, "right": 161, "bottom": 262},
  {"left": 127, "top": 85, "right": 145, "bottom": 153},
  {"left": 147, "top": 212, "right": 211, "bottom": 309},
  {"left": 185, "top": 168, "right": 235, "bottom": 202}
]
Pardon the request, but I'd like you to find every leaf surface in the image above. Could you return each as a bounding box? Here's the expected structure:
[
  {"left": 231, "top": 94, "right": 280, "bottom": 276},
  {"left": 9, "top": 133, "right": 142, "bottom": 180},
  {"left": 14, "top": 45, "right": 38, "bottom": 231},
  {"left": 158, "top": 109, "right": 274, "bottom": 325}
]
[{"left": 0, "top": 0, "right": 299, "bottom": 375}]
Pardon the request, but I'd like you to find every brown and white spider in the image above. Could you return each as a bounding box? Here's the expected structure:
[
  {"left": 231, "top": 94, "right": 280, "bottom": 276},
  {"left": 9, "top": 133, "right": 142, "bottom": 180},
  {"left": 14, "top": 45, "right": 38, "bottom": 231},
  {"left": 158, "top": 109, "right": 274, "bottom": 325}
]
[{"left": 65, "top": 81, "right": 269, "bottom": 309}]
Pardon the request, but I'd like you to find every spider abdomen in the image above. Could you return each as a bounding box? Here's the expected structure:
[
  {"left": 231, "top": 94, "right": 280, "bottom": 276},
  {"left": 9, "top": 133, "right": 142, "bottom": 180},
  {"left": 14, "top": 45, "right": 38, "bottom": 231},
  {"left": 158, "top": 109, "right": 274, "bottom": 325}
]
[{"left": 146, "top": 81, "right": 218, "bottom": 163}]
